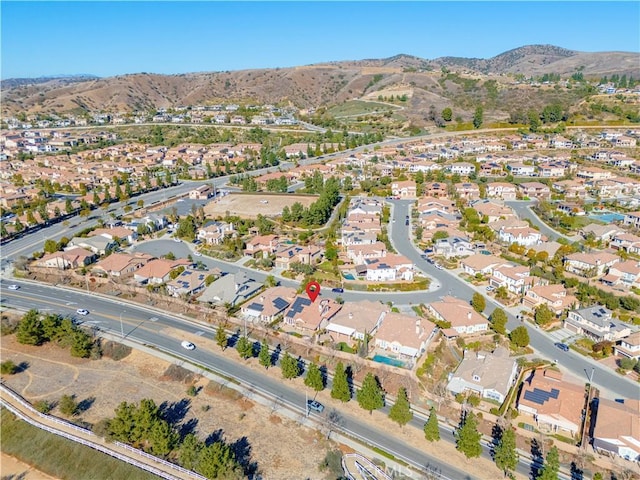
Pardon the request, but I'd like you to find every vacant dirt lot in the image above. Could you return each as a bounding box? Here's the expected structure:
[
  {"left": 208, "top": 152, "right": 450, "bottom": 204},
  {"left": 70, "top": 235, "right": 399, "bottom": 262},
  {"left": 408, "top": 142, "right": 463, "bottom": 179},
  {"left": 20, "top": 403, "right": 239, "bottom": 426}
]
[
  {"left": 204, "top": 193, "right": 317, "bottom": 219},
  {"left": 0, "top": 335, "right": 330, "bottom": 480}
]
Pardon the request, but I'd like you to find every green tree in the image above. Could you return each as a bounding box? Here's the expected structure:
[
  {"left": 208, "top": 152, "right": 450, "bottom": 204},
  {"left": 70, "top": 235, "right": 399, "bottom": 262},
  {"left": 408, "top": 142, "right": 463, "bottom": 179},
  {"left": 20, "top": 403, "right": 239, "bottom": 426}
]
[
  {"left": 149, "top": 419, "right": 178, "bottom": 457},
  {"left": 388, "top": 386, "right": 412, "bottom": 426},
  {"left": 1, "top": 360, "right": 18, "bottom": 375},
  {"left": 442, "top": 107, "right": 453, "bottom": 122},
  {"left": 258, "top": 339, "right": 271, "bottom": 369},
  {"left": 179, "top": 433, "right": 202, "bottom": 470},
  {"left": 43, "top": 239, "right": 58, "bottom": 253},
  {"left": 215, "top": 325, "right": 227, "bottom": 350},
  {"left": 509, "top": 326, "right": 530, "bottom": 348},
  {"left": 198, "top": 441, "right": 243, "bottom": 479},
  {"left": 236, "top": 335, "right": 253, "bottom": 359},
  {"left": 70, "top": 330, "right": 94, "bottom": 358},
  {"left": 304, "top": 362, "right": 325, "bottom": 392},
  {"left": 491, "top": 308, "right": 508, "bottom": 335},
  {"left": 424, "top": 406, "right": 440, "bottom": 442},
  {"left": 473, "top": 106, "right": 484, "bottom": 129},
  {"left": 331, "top": 361, "right": 351, "bottom": 402},
  {"left": 59, "top": 394, "right": 78, "bottom": 417},
  {"left": 456, "top": 412, "right": 482, "bottom": 459},
  {"left": 471, "top": 292, "right": 486, "bottom": 313},
  {"left": 494, "top": 427, "right": 518, "bottom": 476},
  {"left": 537, "top": 446, "right": 559, "bottom": 480},
  {"left": 108, "top": 401, "right": 136, "bottom": 442},
  {"left": 280, "top": 352, "right": 300, "bottom": 379},
  {"left": 357, "top": 372, "right": 384, "bottom": 415},
  {"left": 16, "top": 309, "right": 44, "bottom": 345},
  {"left": 534, "top": 304, "right": 554, "bottom": 327}
]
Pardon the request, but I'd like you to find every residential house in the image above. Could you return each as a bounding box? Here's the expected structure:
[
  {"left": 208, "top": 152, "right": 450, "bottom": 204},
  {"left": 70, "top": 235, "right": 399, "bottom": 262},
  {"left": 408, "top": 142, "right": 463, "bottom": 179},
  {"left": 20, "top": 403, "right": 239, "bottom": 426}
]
[
  {"left": 472, "top": 200, "right": 516, "bottom": 222},
  {"left": 325, "top": 301, "right": 389, "bottom": 342},
  {"left": 197, "top": 221, "right": 235, "bottom": 246},
  {"left": 490, "top": 264, "right": 538, "bottom": 294},
  {"left": 563, "top": 252, "right": 619, "bottom": 277},
  {"left": 240, "top": 286, "right": 297, "bottom": 323},
  {"left": 448, "top": 162, "right": 476, "bottom": 176},
  {"left": 498, "top": 225, "right": 544, "bottom": 247},
  {"left": 374, "top": 314, "right": 435, "bottom": 361},
  {"left": 284, "top": 296, "right": 341, "bottom": 334},
  {"left": 67, "top": 236, "right": 115, "bottom": 256},
  {"left": 363, "top": 254, "right": 414, "bottom": 281},
  {"left": 447, "top": 347, "right": 519, "bottom": 404},
  {"left": 507, "top": 163, "right": 536, "bottom": 177},
  {"left": 518, "top": 182, "right": 551, "bottom": 200},
  {"left": 416, "top": 197, "right": 458, "bottom": 215},
  {"left": 89, "top": 226, "right": 138, "bottom": 244},
  {"left": 427, "top": 296, "right": 489, "bottom": 338},
  {"left": 538, "top": 164, "right": 566, "bottom": 178},
  {"left": 92, "top": 253, "right": 153, "bottom": 277},
  {"left": 614, "top": 332, "right": 640, "bottom": 360},
  {"left": 523, "top": 284, "right": 578, "bottom": 315},
  {"left": 580, "top": 224, "right": 622, "bottom": 243},
  {"left": 33, "top": 247, "right": 96, "bottom": 269},
  {"left": 486, "top": 182, "right": 517, "bottom": 201},
  {"left": 433, "top": 236, "right": 475, "bottom": 258},
  {"left": 602, "top": 260, "right": 640, "bottom": 289},
  {"left": 275, "top": 244, "right": 323, "bottom": 270},
  {"left": 243, "top": 234, "right": 279, "bottom": 258},
  {"left": 454, "top": 182, "right": 480, "bottom": 200},
  {"left": 133, "top": 258, "right": 191, "bottom": 285},
  {"left": 623, "top": 211, "right": 640, "bottom": 229},
  {"left": 197, "top": 271, "right": 262, "bottom": 306},
  {"left": 346, "top": 241, "right": 387, "bottom": 264},
  {"left": 517, "top": 369, "right": 585, "bottom": 437},
  {"left": 576, "top": 166, "right": 613, "bottom": 181},
  {"left": 460, "top": 254, "right": 506, "bottom": 277},
  {"left": 423, "top": 182, "right": 449, "bottom": 198},
  {"left": 552, "top": 179, "right": 588, "bottom": 199},
  {"left": 341, "top": 230, "right": 379, "bottom": 247},
  {"left": 189, "top": 184, "right": 213, "bottom": 199},
  {"left": 167, "top": 269, "right": 208, "bottom": 297},
  {"left": 610, "top": 232, "right": 640, "bottom": 254},
  {"left": 391, "top": 180, "right": 417, "bottom": 198},
  {"left": 592, "top": 398, "right": 640, "bottom": 462},
  {"left": 565, "top": 305, "right": 631, "bottom": 342}
]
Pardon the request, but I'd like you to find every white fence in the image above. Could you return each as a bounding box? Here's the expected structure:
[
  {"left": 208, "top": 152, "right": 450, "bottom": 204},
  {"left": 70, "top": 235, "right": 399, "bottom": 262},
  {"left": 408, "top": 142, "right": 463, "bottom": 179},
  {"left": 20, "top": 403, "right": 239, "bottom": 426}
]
[{"left": 0, "top": 384, "right": 207, "bottom": 480}]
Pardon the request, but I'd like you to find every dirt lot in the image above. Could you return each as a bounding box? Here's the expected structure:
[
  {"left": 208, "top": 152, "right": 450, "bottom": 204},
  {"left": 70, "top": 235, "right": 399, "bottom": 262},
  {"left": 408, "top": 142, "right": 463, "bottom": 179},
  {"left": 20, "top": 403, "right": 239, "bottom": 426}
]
[
  {"left": 0, "top": 453, "right": 59, "bottom": 480},
  {"left": 204, "top": 193, "right": 317, "bottom": 219},
  {"left": 0, "top": 335, "right": 330, "bottom": 480}
]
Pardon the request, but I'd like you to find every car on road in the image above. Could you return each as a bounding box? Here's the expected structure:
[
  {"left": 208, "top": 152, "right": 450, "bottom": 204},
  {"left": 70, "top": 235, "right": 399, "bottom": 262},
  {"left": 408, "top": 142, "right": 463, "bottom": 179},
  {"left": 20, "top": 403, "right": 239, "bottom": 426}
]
[
  {"left": 7, "top": 284, "right": 20, "bottom": 290},
  {"left": 193, "top": 251, "right": 202, "bottom": 257},
  {"left": 173, "top": 238, "right": 182, "bottom": 243},
  {"left": 181, "top": 341, "right": 196, "bottom": 350},
  {"left": 434, "top": 263, "right": 444, "bottom": 270},
  {"left": 306, "top": 400, "right": 324, "bottom": 413},
  {"left": 331, "top": 287, "right": 344, "bottom": 293},
  {"left": 405, "top": 220, "right": 409, "bottom": 226},
  {"left": 555, "top": 342, "right": 570, "bottom": 352},
  {"left": 76, "top": 309, "right": 90, "bottom": 316}
]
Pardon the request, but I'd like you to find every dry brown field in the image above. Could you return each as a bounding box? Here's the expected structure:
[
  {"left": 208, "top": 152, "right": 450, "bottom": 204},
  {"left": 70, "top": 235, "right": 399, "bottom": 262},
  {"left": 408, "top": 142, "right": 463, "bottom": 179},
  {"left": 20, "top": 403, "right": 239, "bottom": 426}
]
[{"left": 203, "top": 193, "right": 318, "bottom": 219}]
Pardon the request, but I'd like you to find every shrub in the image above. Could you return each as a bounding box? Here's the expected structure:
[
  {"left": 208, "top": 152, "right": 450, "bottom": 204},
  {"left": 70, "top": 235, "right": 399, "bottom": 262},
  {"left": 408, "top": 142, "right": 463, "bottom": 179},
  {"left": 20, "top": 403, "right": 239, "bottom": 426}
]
[
  {"left": 33, "top": 400, "right": 52, "bottom": 414},
  {"left": 58, "top": 395, "right": 78, "bottom": 417},
  {"left": 100, "top": 341, "right": 132, "bottom": 361},
  {"left": 1, "top": 360, "right": 18, "bottom": 375}
]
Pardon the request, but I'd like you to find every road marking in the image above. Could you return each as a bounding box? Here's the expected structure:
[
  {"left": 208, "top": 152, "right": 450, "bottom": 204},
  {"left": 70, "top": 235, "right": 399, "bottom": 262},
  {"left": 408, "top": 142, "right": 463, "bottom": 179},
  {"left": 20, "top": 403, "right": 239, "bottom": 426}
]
[
  {"left": 149, "top": 317, "right": 158, "bottom": 322},
  {"left": 195, "top": 330, "right": 205, "bottom": 336}
]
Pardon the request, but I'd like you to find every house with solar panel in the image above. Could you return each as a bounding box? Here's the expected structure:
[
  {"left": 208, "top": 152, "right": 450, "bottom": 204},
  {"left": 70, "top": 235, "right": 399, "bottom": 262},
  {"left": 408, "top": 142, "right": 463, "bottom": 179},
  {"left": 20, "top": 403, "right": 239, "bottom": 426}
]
[
  {"left": 167, "top": 269, "right": 209, "bottom": 297},
  {"left": 564, "top": 305, "right": 632, "bottom": 343},
  {"left": 274, "top": 244, "right": 323, "bottom": 270},
  {"left": 284, "top": 296, "right": 342, "bottom": 335},
  {"left": 516, "top": 369, "right": 586, "bottom": 437},
  {"left": 240, "top": 286, "right": 297, "bottom": 323}
]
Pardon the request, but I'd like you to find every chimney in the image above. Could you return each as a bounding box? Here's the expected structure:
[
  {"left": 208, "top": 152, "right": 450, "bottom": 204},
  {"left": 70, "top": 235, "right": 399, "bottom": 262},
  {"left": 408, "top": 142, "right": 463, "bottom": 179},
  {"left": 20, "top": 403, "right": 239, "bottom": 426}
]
[
  {"left": 349, "top": 312, "right": 353, "bottom": 319},
  {"left": 467, "top": 311, "right": 472, "bottom": 320}
]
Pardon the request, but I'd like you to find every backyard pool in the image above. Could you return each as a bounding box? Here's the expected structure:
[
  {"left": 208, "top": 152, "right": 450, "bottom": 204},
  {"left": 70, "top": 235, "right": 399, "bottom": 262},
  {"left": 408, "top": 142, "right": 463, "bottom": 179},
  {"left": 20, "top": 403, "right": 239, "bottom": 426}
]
[
  {"left": 372, "top": 354, "right": 405, "bottom": 368},
  {"left": 589, "top": 212, "right": 624, "bottom": 223},
  {"left": 343, "top": 273, "right": 356, "bottom": 280}
]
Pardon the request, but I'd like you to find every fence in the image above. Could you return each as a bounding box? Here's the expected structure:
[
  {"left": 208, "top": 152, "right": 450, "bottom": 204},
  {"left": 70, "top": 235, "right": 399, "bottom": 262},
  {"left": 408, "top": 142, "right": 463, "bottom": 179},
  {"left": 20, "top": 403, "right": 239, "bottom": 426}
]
[{"left": 0, "top": 384, "right": 207, "bottom": 480}]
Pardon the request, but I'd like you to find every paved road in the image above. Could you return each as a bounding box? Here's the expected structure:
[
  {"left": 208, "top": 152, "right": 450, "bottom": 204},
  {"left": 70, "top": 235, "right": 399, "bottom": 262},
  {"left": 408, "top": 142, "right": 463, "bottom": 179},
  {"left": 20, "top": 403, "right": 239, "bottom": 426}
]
[{"left": 505, "top": 200, "right": 578, "bottom": 243}]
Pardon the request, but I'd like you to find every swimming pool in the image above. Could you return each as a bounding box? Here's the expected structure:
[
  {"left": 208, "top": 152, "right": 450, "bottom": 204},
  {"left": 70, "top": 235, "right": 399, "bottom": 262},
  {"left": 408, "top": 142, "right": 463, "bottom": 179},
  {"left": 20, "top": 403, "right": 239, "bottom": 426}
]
[
  {"left": 372, "top": 354, "right": 405, "bottom": 368},
  {"left": 589, "top": 212, "right": 624, "bottom": 223},
  {"left": 343, "top": 273, "right": 355, "bottom": 280}
]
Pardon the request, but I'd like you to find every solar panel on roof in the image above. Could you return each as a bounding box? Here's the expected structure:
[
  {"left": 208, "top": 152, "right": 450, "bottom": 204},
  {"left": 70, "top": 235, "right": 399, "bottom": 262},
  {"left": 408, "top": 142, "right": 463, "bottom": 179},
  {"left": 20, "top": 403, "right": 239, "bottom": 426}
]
[
  {"left": 273, "top": 297, "right": 289, "bottom": 310},
  {"left": 549, "top": 388, "right": 560, "bottom": 399},
  {"left": 247, "top": 303, "right": 263, "bottom": 312},
  {"left": 524, "top": 388, "right": 557, "bottom": 405}
]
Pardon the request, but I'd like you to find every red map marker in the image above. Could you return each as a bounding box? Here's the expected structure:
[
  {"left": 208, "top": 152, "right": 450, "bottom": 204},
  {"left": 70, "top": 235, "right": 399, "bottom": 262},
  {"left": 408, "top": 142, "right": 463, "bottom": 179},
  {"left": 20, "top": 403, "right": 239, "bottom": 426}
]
[{"left": 305, "top": 281, "right": 321, "bottom": 303}]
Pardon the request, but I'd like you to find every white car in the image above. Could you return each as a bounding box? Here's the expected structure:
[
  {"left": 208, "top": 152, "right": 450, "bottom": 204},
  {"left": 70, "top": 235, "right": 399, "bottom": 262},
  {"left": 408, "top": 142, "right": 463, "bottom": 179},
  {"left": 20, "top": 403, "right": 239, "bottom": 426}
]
[
  {"left": 193, "top": 252, "right": 202, "bottom": 257},
  {"left": 173, "top": 238, "right": 182, "bottom": 243},
  {"left": 7, "top": 284, "right": 20, "bottom": 290},
  {"left": 76, "top": 309, "right": 90, "bottom": 316},
  {"left": 181, "top": 341, "right": 195, "bottom": 350},
  {"left": 435, "top": 264, "right": 444, "bottom": 270}
]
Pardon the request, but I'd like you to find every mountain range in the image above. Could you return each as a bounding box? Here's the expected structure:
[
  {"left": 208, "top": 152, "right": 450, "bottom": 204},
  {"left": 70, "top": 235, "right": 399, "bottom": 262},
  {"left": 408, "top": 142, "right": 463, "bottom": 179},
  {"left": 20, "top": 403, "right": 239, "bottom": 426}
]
[{"left": 2, "top": 45, "right": 638, "bottom": 123}]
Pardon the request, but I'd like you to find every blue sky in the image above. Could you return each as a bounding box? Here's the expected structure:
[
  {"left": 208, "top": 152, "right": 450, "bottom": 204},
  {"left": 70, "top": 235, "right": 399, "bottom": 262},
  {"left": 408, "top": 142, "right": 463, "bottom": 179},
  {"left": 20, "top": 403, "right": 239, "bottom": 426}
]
[{"left": 2, "top": 1, "right": 639, "bottom": 79}]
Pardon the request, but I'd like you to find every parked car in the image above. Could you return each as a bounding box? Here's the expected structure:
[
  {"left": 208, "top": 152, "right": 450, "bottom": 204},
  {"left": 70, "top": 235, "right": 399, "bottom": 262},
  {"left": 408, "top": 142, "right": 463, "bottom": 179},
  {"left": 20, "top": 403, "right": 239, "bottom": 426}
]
[
  {"left": 7, "top": 284, "right": 20, "bottom": 290},
  {"left": 193, "top": 252, "right": 202, "bottom": 257},
  {"left": 331, "top": 287, "right": 344, "bottom": 293},
  {"left": 486, "top": 285, "right": 495, "bottom": 292},
  {"left": 434, "top": 263, "right": 444, "bottom": 270},
  {"left": 181, "top": 341, "right": 196, "bottom": 350},
  {"left": 306, "top": 400, "right": 324, "bottom": 413},
  {"left": 555, "top": 342, "right": 570, "bottom": 352},
  {"left": 76, "top": 309, "right": 90, "bottom": 316}
]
